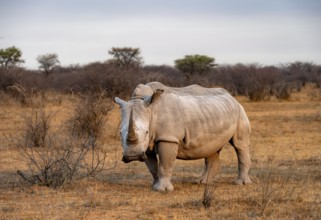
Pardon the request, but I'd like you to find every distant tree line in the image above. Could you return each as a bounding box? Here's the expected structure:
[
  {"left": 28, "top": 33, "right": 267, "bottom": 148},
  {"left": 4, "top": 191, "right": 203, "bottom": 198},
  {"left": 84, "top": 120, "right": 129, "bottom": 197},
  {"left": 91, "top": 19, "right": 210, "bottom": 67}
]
[{"left": 0, "top": 45, "right": 320, "bottom": 101}]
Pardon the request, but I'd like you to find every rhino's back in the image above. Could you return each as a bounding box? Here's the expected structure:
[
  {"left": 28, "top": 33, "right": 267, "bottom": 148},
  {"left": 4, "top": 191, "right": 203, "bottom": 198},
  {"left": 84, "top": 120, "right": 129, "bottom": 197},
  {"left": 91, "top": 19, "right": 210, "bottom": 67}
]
[{"left": 146, "top": 81, "right": 228, "bottom": 97}]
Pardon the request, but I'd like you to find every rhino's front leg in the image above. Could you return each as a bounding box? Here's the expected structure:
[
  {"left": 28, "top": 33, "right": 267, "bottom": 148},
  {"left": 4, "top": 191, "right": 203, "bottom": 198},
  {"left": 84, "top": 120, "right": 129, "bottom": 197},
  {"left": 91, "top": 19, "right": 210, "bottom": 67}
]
[
  {"left": 144, "top": 150, "right": 158, "bottom": 185},
  {"left": 153, "top": 142, "right": 178, "bottom": 192}
]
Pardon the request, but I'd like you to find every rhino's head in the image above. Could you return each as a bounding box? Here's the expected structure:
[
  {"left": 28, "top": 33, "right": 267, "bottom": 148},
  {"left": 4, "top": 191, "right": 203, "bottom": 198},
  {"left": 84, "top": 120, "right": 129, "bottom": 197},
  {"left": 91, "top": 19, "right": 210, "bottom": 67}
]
[{"left": 114, "top": 89, "right": 163, "bottom": 163}]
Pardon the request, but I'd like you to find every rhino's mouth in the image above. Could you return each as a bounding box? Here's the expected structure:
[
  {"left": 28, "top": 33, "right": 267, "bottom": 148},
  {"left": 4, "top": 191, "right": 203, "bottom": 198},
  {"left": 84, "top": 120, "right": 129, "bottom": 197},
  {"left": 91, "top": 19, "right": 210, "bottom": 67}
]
[{"left": 122, "top": 152, "right": 147, "bottom": 163}]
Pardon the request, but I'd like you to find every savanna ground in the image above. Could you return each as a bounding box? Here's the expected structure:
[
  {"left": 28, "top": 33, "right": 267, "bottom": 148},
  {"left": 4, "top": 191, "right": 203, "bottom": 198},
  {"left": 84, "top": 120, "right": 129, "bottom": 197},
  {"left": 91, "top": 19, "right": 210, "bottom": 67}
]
[{"left": 0, "top": 85, "right": 320, "bottom": 219}]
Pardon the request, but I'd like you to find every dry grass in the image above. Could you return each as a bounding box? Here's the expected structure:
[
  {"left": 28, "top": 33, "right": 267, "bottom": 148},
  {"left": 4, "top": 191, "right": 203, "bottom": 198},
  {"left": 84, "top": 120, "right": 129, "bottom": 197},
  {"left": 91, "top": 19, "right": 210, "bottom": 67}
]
[{"left": 0, "top": 87, "right": 320, "bottom": 219}]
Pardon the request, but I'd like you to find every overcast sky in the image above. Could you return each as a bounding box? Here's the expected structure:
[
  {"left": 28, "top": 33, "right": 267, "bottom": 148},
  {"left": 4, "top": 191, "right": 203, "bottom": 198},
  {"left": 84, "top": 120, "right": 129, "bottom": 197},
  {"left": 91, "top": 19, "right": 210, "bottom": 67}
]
[{"left": 1, "top": 0, "right": 321, "bottom": 69}]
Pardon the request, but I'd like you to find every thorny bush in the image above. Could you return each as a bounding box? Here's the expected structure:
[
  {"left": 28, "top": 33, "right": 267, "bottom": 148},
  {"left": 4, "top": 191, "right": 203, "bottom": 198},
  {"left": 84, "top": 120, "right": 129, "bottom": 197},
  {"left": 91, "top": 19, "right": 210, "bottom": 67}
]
[{"left": 16, "top": 95, "right": 113, "bottom": 187}]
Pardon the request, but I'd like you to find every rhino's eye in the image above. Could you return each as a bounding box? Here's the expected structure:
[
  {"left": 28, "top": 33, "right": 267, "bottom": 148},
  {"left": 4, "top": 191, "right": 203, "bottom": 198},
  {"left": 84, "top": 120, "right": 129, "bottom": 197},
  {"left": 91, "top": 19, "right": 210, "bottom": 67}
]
[{"left": 146, "top": 131, "right": 149, "bottom": 134}]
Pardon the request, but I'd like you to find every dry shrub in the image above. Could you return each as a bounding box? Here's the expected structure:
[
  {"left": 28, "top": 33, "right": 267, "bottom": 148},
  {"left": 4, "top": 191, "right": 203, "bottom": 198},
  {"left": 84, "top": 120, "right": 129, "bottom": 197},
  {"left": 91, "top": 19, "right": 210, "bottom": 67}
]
[
  {"left": 246, "top": 66, "right": 281, "bottom": 101},
  {"left": 68, "top": 92, "right": 110, "bottom": 140},
  {"left": 4, "top": 83, "right": 45, "bottom": 107},
  {"left": 17, "top": 105, "right": 84, "bottom": 187},
  {"left": 248, "top": 86, "right": 270, "bottom": 102},
  {"left": 6, "top": 83, "right": 30, "bottom": 105},
  {"left": 16, "top": 94, "right": 113, "bottom": 187},
  {"left": 66, "top": 91, "right": 113, "bottom": 176},
  {"left": 272, "top": 82, "right": 292, "bottom": 100},
  {"left": 17, "top": 137, "right": 87, "bottom": 187},
  {"left": 23, "top": 106, "right": 50, "bottom": 148},
  {"left": 255, "top": 160, "right": 303, "bottom": 217},
  {"left": 0, "top": 68, "right": 45, "bottom": 105}
]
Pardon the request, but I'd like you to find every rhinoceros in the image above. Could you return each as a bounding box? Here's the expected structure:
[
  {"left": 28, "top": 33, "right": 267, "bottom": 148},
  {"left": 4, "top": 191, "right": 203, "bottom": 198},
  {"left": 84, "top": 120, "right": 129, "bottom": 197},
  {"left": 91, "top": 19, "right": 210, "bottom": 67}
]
[{"left": 114, "top": 82, "right": 251, "bottom": 191}]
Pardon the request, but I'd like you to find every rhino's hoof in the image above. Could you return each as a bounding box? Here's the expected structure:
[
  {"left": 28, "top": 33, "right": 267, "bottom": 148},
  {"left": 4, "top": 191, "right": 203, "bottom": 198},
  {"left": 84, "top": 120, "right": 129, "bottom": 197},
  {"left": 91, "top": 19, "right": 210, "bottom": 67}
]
[
  {"left": 234, "top": 177, "right": 252, "bottom": 185},
  {"left": 153, "top": 181, "right": 174, "bottom": 192}
]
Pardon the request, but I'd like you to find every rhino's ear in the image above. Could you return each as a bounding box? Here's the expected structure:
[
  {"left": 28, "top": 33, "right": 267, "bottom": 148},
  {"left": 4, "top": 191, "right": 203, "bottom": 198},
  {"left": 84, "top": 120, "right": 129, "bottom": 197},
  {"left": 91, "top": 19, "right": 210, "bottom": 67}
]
[
  {"left": 145, "top": 89, "right": 163, "bottom": 106},
  {"left": 114, "top": 97, "right": 127, "bottom": 108}
]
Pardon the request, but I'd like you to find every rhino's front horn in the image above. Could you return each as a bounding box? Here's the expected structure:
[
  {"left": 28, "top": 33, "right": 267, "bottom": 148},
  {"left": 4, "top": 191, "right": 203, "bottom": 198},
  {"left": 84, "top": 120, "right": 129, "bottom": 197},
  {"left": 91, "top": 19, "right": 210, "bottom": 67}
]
[{"left": 127, "top": 109, "right": 138, "bottom": 144}]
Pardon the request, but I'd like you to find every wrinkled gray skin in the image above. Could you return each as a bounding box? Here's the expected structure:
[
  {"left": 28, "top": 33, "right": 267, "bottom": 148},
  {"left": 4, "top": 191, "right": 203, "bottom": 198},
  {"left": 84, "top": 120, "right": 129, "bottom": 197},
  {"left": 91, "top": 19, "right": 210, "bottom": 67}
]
[{"left": 114, "top": 82, "right": 251, "bottom": 192}]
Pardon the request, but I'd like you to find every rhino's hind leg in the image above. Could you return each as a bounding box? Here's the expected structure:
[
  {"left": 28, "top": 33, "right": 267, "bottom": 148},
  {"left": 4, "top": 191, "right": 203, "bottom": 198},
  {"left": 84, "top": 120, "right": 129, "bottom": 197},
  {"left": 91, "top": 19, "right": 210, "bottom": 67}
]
[
  {"left": 153, "top": 142, "right": 178, "bottom": 192},
  {"left": 198, "top": 151, "right": 221, "bottom": 184},
  {"left": 230, "top": 107, "right": 252, "bottom": 185},
  {"left": 230, "top": 138, "right": 252, "bottom": 185},
  {"left": 144, "top": 150, "right": 159, "bottom": 185}
]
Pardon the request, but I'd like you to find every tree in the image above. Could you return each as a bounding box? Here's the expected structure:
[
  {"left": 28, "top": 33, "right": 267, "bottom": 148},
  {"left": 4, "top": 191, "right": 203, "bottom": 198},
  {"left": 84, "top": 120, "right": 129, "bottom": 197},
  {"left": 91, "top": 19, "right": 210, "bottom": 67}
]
[
  {"left": 108, "top": 47, "right": 143, "bottom": 69},
  {"left": 37, "top": 53, "right": 60, "bottom": 76},
  {"left": 174, "top": 54, "right": 216, "bottom": 79},
  {"left": 0, "top": 46, "right": 24, "bottom": 69}
]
